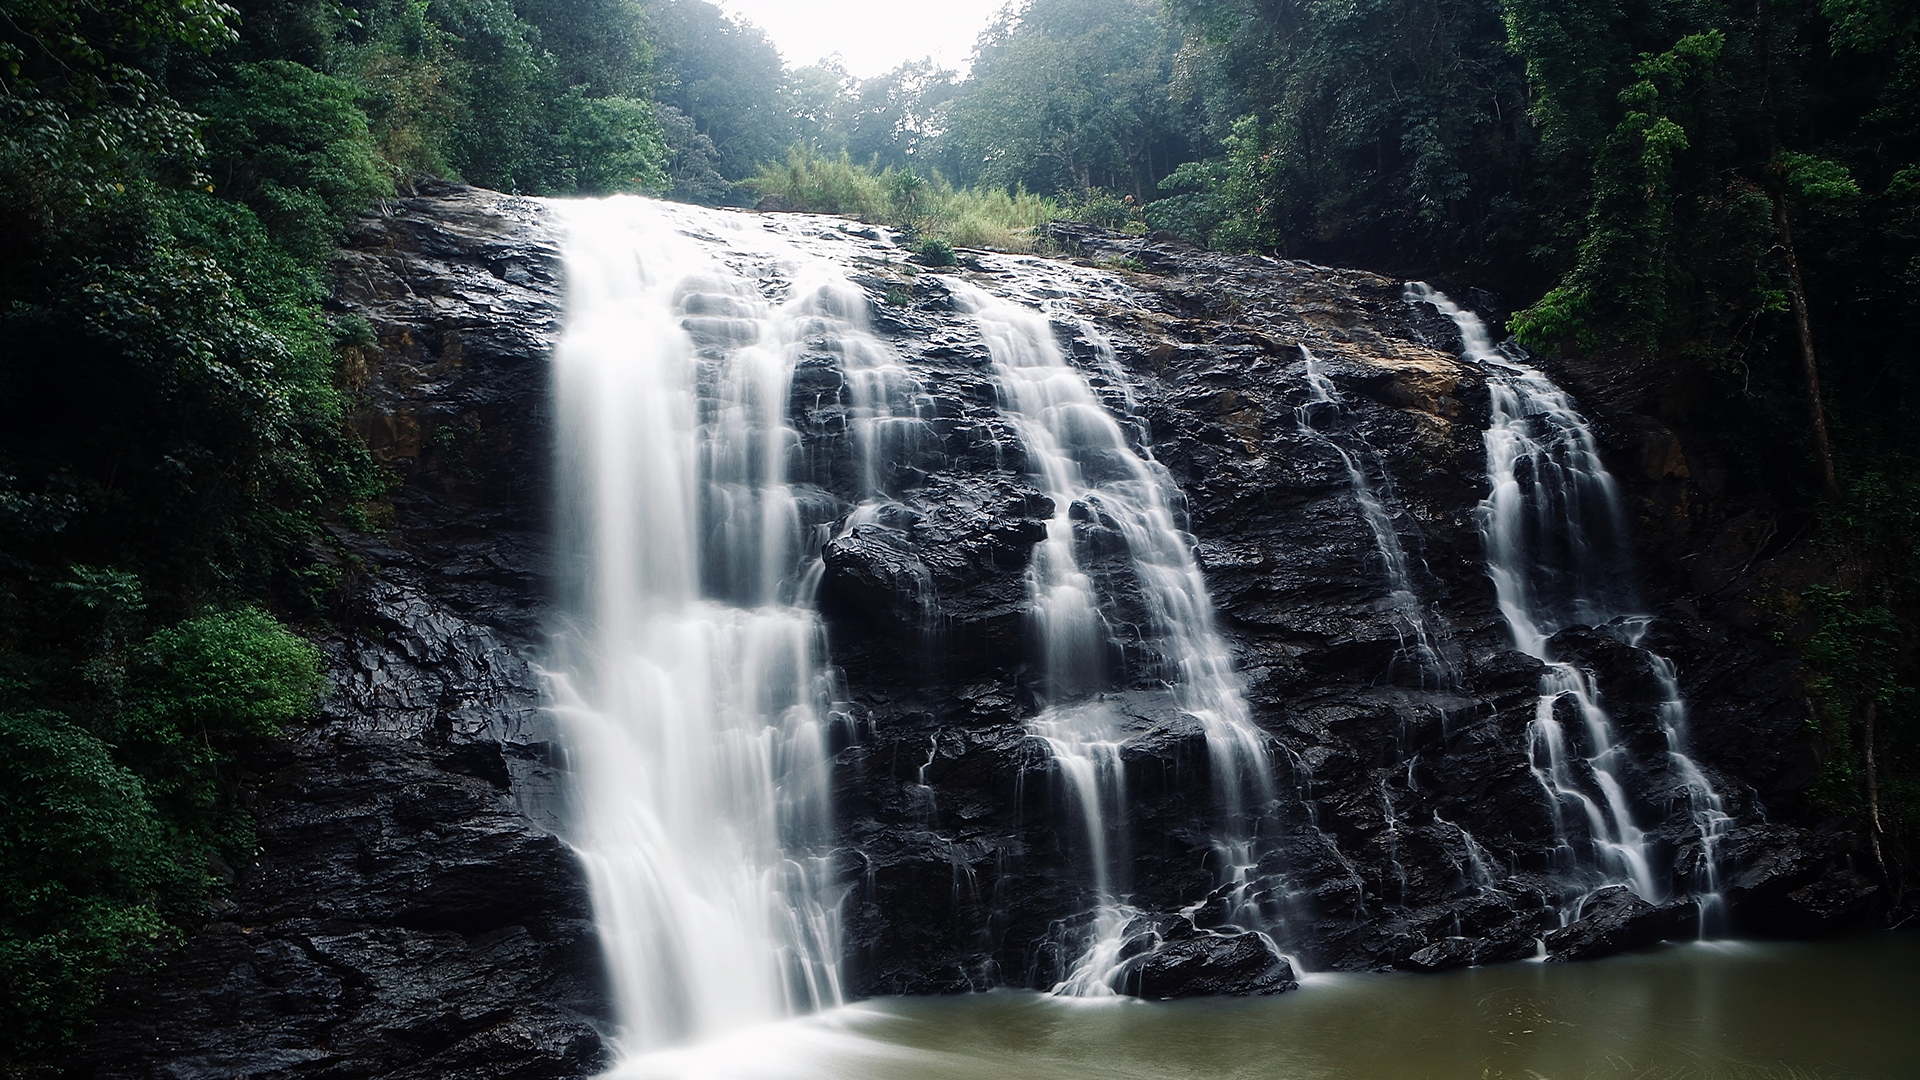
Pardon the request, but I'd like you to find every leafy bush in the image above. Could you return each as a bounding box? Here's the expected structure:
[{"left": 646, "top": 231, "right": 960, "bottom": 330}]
[
  {"left": 748, "top": 147, "right": 1063, "bottom": 252},
  {"left": 135, "top": 609, "right": 325, "bottom": 741},
  {"left": 0, "top": 710, "right": 179, "bottom": 1058},
  {"left": 1057, "top": 188, "right": 1145, "bottom": 233},
  {"left": 916, "top": 238, "right": 956, "bottom": 266},
  {"left": 0, "top": 607, "right": 320, "bottom": 1059},
  {"left": 551, "top": 89, "right": 668, "bottom": 194},
  {"left": 117, "top": 610, "right": 323, "bottom": 840},
  {"left": 197, "top": 61, "right": 394, "bottom": 259}
]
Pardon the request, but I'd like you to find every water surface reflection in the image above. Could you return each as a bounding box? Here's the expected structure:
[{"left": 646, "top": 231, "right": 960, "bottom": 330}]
[{"left": 612, "top": 937, "right": 1918, "bottom": 1080}]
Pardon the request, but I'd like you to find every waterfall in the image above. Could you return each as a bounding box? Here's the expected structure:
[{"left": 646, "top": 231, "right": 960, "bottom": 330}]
[
  {"left": 544, "top": 197, "right": 860, "bottom": 1056},
  {"left": 1293, "top": 347, "right": 1453, "bottom": 686},
  {"left": 951, "top": 280, "right": 1278, "bottom": 993},
  {"left": 1628, "top": 618, "right": 1734, "bottom": 934},
  {"left": 1407, "top": 283, "right": 1729, "bottom": 926}
]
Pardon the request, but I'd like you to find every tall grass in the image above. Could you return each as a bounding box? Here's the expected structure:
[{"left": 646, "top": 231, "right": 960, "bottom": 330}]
[{"left": 748, "top": 147, "right": 1071, "bottom": 253}]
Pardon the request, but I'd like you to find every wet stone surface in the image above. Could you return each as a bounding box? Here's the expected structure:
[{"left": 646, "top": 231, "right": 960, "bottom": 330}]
[
  {"left": 77, "top": 188, "right": 1890, "bottom": 1076},
  {"left": 76, "top": 182, "right": 607, "bottom": 1080}
]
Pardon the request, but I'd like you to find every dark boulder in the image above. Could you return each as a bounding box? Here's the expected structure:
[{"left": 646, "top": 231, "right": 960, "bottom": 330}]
[
  {"left": 1131, "top": 932, "right": 1298, "bottom": 998},
  {"left": 1544, "top": 887, "right": 1700, "bottom": 961}
]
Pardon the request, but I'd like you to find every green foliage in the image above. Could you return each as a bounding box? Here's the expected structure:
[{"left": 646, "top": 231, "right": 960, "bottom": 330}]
[
  {"left": 511, "top": 0, "right": 653, "bottom": 98},
  {"left": 1, "top": 189, "right": 378, "bottom": 601},
  {"left": 1146, "top": 158, "right": 1232, "bottom": 248},
  {"left": 135, "top": 608, "right": 324, "bottom": 741},
  {"left": 115, "top": 609, "right": 322, "bottom": 838},
  {"left": 758, "top": 147, "right": 893, "bottom": 218},
  {"left": 1159, "top": 0, "right": 1548, "bottom": 283},
  {"left": 339, "top": 0, "right": 466, "bottom": 177},
  {"left": 0, "top": 0, "right": 464, "bottom": 1063},
  {"left": 0, "top": 606, "right": 318, "bottom": 1059},
  {"left": 656, "top": 102, "right": 728, "bottom": 202},
  {"left": 253, "top": 0, "right": 673, "bottom": 196},
  {"left": 1780, "top": 152, "right": 1862, "bottom": 203},
  {"left": 551, "top": 88, "right": 668, "bottom": 195},
  {"left": 749, "top": 147, "right": 1064, "bottom": 251},
  {"left": 1507, "top": 30, "right": 1725, "bottom": 350},
  {"left": 0, "top": 709, "right": 178, "bottom": 1059},
  {"left": 198, "top": 60, "right": 394, "bottom": 257},
  {"left": 1057, "top": 188, "right": 1145, "bottom": 233},
  {"left": 0, "top": 0, "right": 226, "bottom": 226},
  {"left": 643, "top": 0, "right": 793, "bottom": 186},
  {"left": 916, "top": 238, "right": 956, "bottom": 267},
  {"left": 1509, "top": 285, "right": 1596, "bottom": 353},
  {"left": 429, "top": 0, "right": 556, "bottom": 191},
  {"left": 790, "top": 58, "right": 956, "bottom": 175},
  {"left": 939, "top": 0, "right": 1198, "bottom": 199},
  {"left": 1800, "top": 584, "right": 1916, "bottom": 833},
  {"left": 1147, "top": 115, "right": 1272, "bottom": 253}
]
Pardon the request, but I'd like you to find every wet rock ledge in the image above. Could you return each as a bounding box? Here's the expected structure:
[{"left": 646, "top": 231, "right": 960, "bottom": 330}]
[{"left": 75, "top": 184, "right": 1891, "bottom": 1077}]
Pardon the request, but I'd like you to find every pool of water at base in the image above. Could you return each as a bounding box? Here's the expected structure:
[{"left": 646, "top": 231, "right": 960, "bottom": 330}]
[{"left": 606, "top": 936, "right": 1919, "bottom": 1080}]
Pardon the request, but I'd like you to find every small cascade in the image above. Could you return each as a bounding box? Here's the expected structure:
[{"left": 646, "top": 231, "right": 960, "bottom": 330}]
[
  {"left": 1282, "top": 747, "right": 1369, "bottom": 922},
  {"left": 1525, "top": 663, "right": 1657, "bottom": 898},
  {"left": 951, "top": 279, "right": 1279, "bottom": 993},
  {"left": 1626, "top": 620, "right": 1734, "bottom": 933},
  {"left": 1294, "top": 348, "right": 1453, "bottom": 686},
  {"left": 545, "top": 197, "right": 861, "bottom": 1056},
  {"left": 816, "top": 281, "right": 940, "bottom": 502},
  {"left": 1407, "top": 282, "right": 1730, "bottom": 926},
  {"left": 1434, "top": 813, "right": 1499, "bottom": 890},
  {"left": 912, "top": 732, "right": 941, "bottom": 827},
  {"left": 1379, "top": 782, "right": 1409, "bottom": 907}
]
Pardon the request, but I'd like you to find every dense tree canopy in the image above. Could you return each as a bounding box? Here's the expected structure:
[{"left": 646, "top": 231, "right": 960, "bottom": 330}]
[
  {"left": 643, "top": 0, "right": 790, "bottom": 183},
  {"left": 939, "top": 0, "right": 1200, "bottom": 198}
]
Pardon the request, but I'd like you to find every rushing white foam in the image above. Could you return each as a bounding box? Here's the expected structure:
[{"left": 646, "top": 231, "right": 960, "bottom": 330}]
[{"left": 546, "top": 197, "right": 896, "bottom": 1055}]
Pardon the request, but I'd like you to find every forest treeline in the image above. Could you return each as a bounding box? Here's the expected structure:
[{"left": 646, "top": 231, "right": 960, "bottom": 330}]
[{"left": 1, "top": 0, "right": 1914, "bottom": 1066}]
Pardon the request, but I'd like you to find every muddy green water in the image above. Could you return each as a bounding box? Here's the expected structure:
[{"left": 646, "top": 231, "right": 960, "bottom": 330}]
[{"left": 614, "top": 937, "right": 1918, "bottom": 1080}]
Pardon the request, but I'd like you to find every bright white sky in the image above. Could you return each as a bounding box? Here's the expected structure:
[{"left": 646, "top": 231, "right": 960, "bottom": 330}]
[{"left": 716, "top": 0, "right": 1011, "bottom": 79}]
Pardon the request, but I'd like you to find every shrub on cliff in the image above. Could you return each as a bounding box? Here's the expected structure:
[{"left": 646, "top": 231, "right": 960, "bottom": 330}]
[
  {"left": 0, "top": 709, "right": 180, "bottom": 1061},
  {"left": 116, "top": 609, "right": 326, "bottom": 846},
  {"left": 0, "top": 608, "right": 321, "bottom": 1063}
]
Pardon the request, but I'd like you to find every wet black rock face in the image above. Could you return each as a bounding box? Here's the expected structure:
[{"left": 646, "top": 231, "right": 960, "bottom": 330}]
[
  {"left": 814, "top": 223, "right": 1881, "bottom": 994},
  {"left": 77, "top": 182, "right": 610, "bottom": 1080},
  {"left": 79, "top": 187, "right": 1889, "bottom": 1075}
]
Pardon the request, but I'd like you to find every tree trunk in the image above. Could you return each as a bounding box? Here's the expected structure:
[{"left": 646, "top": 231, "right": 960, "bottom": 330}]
[
  {"left": 1770, "top": 190, "right": 1842, "bottom": 501},
  {"left": 1865, "top": 699, "right": 1888, "bottom": 878}
]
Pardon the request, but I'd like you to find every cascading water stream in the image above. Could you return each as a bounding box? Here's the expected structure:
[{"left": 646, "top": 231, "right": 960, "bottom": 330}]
[
  {"left": 951, "top": 279, "right": 1279, "bottom": 993},
  {"left": 1407, "top": 283, "right": 1730, "bottom": 925},
  {"left": 1625, "top": 617, "right": 1734, "bottom": 933},
  {"left": 544, "top": 197, "right": 886, "bottom": 1059},
  {"left": 1294, "top": 348, "right": 1452, "bottom": 687}
]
